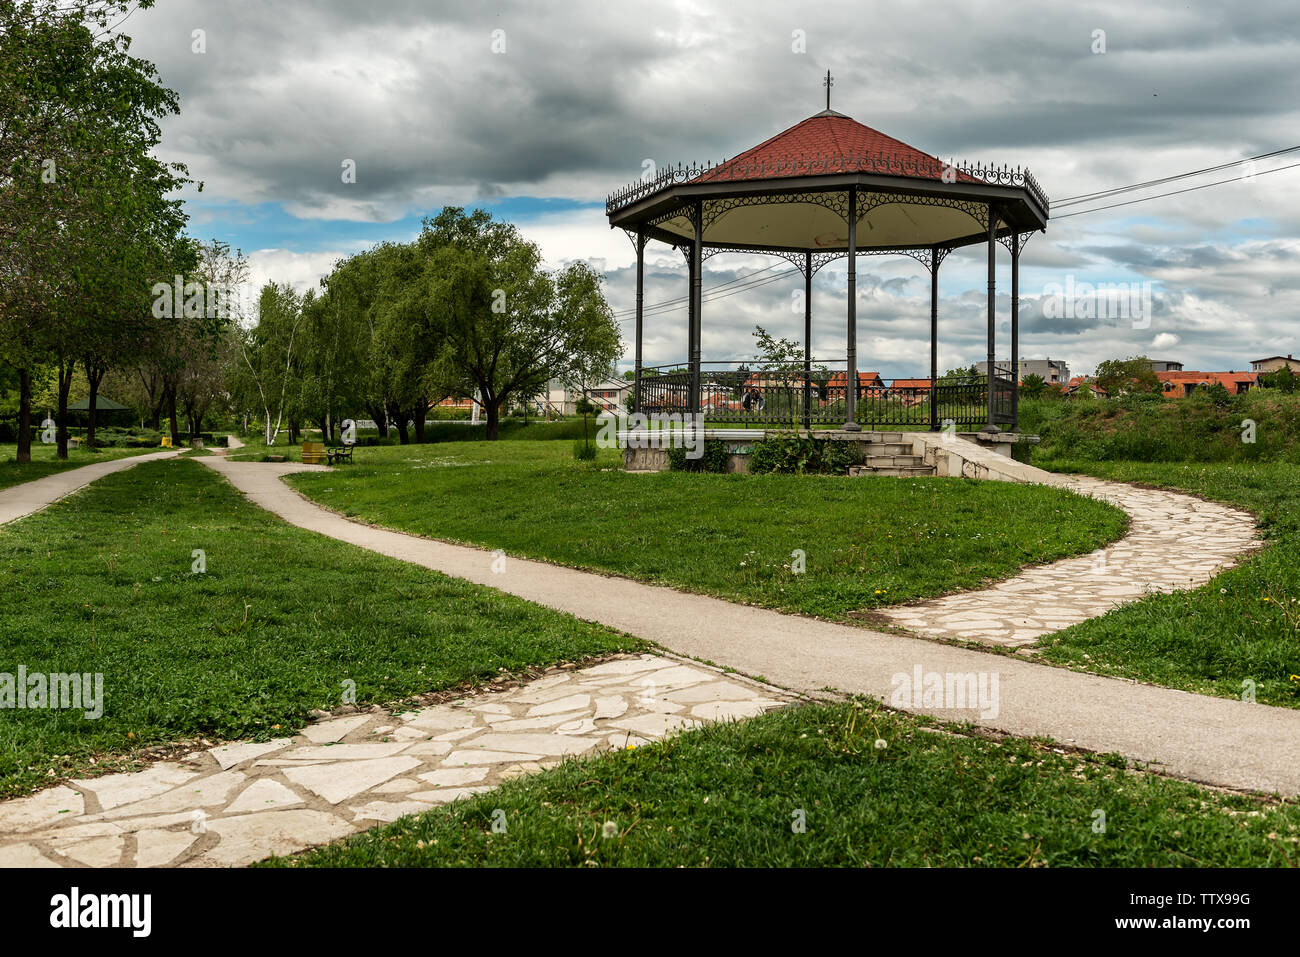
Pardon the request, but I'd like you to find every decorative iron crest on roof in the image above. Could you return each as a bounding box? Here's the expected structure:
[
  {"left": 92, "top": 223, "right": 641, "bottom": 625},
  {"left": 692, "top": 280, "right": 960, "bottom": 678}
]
[{"left": 606, "top": 152, "right": 1049, "bottom": 217}]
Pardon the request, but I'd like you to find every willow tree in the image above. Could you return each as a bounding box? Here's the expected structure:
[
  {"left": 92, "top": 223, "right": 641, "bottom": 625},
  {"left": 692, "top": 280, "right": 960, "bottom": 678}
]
[{"left": 418, "top": 207, "right": 621, "bottom": 440}]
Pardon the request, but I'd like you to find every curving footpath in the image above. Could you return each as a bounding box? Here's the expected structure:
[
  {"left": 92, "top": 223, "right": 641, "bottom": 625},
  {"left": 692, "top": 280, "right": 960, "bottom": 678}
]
[
  {"left": 192, "top": 457, "right": 1300, "bottom": 797},
  {"left": 0, "top": 450, "right": 179, "bottom": 526}
]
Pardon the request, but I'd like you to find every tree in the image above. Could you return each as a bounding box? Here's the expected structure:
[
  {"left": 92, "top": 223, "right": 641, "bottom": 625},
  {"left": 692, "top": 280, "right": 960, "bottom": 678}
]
[
  {"left": 1094, "top": 356, "right": 1159, "bottom": 397},
  {"left": 1260, "top": 365, "right": 1299, "bottom": 394},
  {"left": 1019, "top": 373, "right": 1046, "bottom": 398},
  {"left": 369, "top": 242, "right": 451, "bottom": 444},
  {"left": 237, "top": 283, "right": 306, "bottom": 446},
  {"left": 575, "top": 396, "right": 596, "bottom": 449},
  {"left": 752, "top": 325, "right": 824, "bottom": 419},
  {"left": 418, "top": 207, "right": 621, "bottom": 440},
  {"left": 323, "top": 241, "right": 431, "bottom": 441},
  {"left": 0, "top": 0, "right": 191, "bottom": 461}
]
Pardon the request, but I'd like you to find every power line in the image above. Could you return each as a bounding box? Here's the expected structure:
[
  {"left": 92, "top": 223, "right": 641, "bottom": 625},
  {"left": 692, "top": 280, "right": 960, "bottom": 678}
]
[
  {"left": 1054, "top": 159, "right": 1300, "bottom": 219},
  {"left": 1052, "top": 144, "right": 1300, "bottom": 207},
  {"left": 617, "top": 266, "right": 800, "bottom": 324},
  {"left": 610, "top": 261, "right": 789, "bottom": 318}
]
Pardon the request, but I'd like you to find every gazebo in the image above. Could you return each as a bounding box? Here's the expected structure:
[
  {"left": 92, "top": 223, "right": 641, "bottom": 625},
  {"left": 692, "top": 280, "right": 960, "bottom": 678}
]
[
  {"left": 606, "top": 77, "right": 1049, "bottom": 433},
  {"left": 67, "top": 394, "right": 132, "bottom": 426}
]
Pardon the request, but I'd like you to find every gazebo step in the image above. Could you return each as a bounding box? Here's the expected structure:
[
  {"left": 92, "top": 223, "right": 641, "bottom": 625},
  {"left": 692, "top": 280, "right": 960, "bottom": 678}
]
[
  {"left": 849, "top": 464, "right": 937, "bottom": 478},
  {"left": 859, "top": 442, "right": 913, "bottom": 456},
  {"left": 864, "top": 454, "right": 927, "bottom": 468}
]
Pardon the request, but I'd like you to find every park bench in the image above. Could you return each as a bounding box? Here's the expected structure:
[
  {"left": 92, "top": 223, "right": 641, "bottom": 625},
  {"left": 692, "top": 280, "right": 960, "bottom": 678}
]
[{"left": 326, "top": 445, "right": 354, "bottom": 465}]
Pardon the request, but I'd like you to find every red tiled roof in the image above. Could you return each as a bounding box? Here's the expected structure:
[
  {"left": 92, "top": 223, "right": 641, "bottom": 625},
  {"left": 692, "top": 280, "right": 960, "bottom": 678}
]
[
  {"left": 1157, "top": 371, "right": 1258, "bottom": 396},
  {"left": 825, "top": 370, "right": 885, "bottom": 388},
  {"left": 692, "top": 111, "right": 980, "bottom": 186},
  {"left": 1066, "top": 376, "right": 1107, "bottom": 395},
  {"left": 890, "top": 378, "right": 932, "bottom": 390}
]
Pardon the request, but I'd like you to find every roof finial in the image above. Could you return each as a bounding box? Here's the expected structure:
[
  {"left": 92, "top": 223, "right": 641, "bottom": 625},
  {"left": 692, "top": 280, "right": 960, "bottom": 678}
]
[{"left": 824, "top": 70, "right": 833, "bottom": 111}]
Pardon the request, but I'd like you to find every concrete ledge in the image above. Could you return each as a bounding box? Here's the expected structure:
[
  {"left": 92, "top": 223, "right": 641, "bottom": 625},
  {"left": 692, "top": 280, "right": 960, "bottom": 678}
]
[
  {"left": 621, "top": 429, "right": 1046, "bottom": 480},
  {"left": 903, "top": 432, "right": 1052, "bottom": 484}
]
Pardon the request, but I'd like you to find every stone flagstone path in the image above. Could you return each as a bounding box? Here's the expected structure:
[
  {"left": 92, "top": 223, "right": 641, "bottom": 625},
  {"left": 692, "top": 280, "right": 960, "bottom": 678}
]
[
  {"left": 877, "top": 473, "right": 1261, "bottom": 646},
  {"left": 0, "top": 654, "right": 790, "bottom": 868}
]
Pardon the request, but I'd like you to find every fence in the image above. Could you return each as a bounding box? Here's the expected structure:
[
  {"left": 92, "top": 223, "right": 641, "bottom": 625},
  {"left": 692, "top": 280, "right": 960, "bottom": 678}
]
[{"left": 636, "top": 361, "right": 1015, "bottom": 430}]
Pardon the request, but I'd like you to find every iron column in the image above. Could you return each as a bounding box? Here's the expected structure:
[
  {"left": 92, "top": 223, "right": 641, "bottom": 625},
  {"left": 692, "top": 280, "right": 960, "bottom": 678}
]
[
  {"left": 986, "top": 205, "right": 997, "bottom": 432},
  {"left": 843, "top": 188, "right": 860, "bottom": 431},
  {"left": 930, "top": 246, "right": 940, "bottom": 432},
  {"left": 634, "top": 228, "right": 644, "bottom": 415},
  {"left": 690, "top": 201, "right": 703, "bottom": 416}
]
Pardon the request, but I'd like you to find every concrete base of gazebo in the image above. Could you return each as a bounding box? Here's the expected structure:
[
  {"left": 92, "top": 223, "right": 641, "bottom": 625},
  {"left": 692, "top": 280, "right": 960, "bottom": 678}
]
[{"left": 621, "top": 429, "right": 1038, "bottom": 477}]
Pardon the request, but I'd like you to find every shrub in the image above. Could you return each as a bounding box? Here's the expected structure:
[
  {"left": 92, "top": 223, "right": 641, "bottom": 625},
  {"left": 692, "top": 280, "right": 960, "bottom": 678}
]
[
  {"left": 572, "top": 439, "right": 597, "bottom": 461},
  {"left": 1260, "top": 366, "right": 1299, "bottom": 394},
  {"left": 427, "top": 406, "right": 473, "bottom": 420},
  {"left": 1206, "top": 381, "right": 1233, "bottom": 409},
  {"left": 89, "top": 428, "right": 164, "bottom": 449},
  {"left": 667, "top": 439, "right": 730, "bottom": 473},
  {"left": 748, "top": 432, "right": 862, "bottom": 475}
]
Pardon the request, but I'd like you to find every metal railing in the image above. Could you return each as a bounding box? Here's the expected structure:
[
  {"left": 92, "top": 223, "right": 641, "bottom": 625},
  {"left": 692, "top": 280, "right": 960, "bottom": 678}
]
[
  {"left": 607, "top": 154, "right": 1049, "bottom": 216},
  {"left": 636, "top": 361, "right": 1016, "bottom": 430}
]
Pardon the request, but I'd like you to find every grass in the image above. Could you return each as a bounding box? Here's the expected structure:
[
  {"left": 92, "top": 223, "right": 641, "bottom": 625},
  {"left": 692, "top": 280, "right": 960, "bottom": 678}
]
[
  {"left": 268, "top": 700, "right": 1300, "bottom": 867},
  {"left": 225, "top": 418, "right": 594, "bottom": 461},
  {"left": 1029, "top": 459, "right": 1300, "bottom": 708},
  {"left": 0, "top": 443, "right": 152, "bottom": 492},
  {"left": 283, "top": 440, "right": 1128, "bottom": 619},
  {"left": 0, "top": 458, "right": 639, "bottom": 799},
  {"left": 1018, "top": 389, "right": 1300, "bottom": 463}
]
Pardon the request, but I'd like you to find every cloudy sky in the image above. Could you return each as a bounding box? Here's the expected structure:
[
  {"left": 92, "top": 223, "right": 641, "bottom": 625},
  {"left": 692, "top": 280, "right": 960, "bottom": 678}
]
[{"left": 126, "top": 0, "right": 1300, "bottom": 378}]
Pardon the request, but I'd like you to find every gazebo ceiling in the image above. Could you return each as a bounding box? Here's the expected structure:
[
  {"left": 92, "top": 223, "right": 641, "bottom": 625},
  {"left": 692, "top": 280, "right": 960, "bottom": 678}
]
[{"left": 607, "top": 110, "right": 1049, "bottom": 253}]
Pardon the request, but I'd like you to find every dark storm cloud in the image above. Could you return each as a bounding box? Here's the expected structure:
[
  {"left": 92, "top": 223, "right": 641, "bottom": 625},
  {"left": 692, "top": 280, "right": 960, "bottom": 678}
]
[
  {"left": 129, "top": 0, "right": 1300, "bottom": 214},
  {"left": 123, "top": 0, "right": 1300, "bottom": 374}
]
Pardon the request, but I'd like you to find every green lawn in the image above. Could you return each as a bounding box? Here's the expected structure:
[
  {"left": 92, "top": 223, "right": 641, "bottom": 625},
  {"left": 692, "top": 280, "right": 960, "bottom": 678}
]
[
  {"left": 0, "top": 458, "right": 639, "bottom": 799},
  {"left": 225, "top": 419, "right": 593, "bottom": 461},
  {"left": 284, "top": 441, "right": 1128, "bottom": 619},
  {"left": 1030, "top": 459, "right": 1300, "bottom": 708},
  {"left": 269, "top": 700, "right": 1300, "bottom": 867},
  {"left": 0, "top": 443, "right": 153, "bottom": 492}
]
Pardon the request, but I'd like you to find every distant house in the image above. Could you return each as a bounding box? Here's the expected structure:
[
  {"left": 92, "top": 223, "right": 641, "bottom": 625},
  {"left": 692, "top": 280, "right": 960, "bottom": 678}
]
[
  {"left": 434, "top": 396, "right": 476, "bottom": 412},
  {"left": 583, "top": 378, "right": 632, "bottom": 414},
  {"left": 889, "top": 378, "right": 932, "bottom": 407},
  {"left": 824, "top": 371, "right": 885, "bottom": 393},
  {"left": 977, "top": 358, "right": 1070, "bottom": 385},
  {"left": 1156, "top": 370, "right": 1257, "bottom": 397},
  {"left": 1251, "top": 354, "right": 1300, "bottom": 374},
  {"left": 1147, "top": 359, "right": 1184, "bottom": 373},
  {"left": 537, "top": 377, "right": 631, "bottom": 415},
  {"left": 1064, "top": 375, "right": 1107, "bottom": 398}
]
